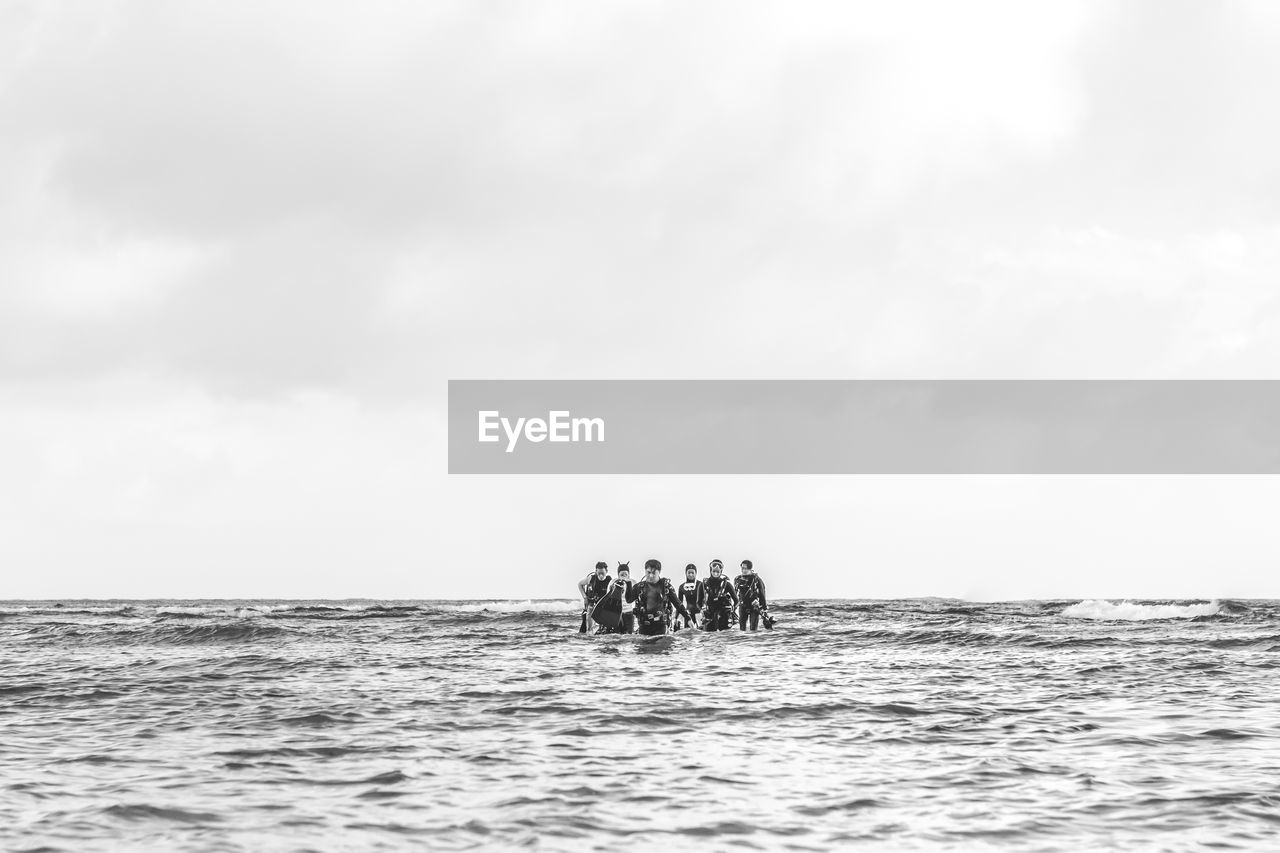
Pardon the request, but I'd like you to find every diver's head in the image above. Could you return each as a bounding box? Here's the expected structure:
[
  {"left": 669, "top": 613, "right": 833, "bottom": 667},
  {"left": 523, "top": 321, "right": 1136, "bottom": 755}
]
[
  {"left": 685, "top": 563, "right": 697, "bottom": 580},
  {"left": 594, "top": 561, "right": 608, "bottom": 578},
  {"left": 644, "top": 558, "right": 661, "bottom": 578},
  {"left": 740, "top": 559, "right": 754, "bottom": 575},
  {"left": 709, "top": 559, "right": 724, "bottom": 576}
]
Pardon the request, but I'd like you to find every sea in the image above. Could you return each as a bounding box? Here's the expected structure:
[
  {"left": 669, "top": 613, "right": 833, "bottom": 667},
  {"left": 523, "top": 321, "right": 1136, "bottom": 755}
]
[{"left": 2, "top": 598, "right": 1279, "bottom": 852}]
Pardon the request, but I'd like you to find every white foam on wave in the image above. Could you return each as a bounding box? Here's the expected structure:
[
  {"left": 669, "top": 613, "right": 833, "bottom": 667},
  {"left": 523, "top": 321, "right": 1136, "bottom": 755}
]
[
  {"left": 438, "top": 600, "right": 580, "bottom": 614},
  {"left": 1062, "top": 599, "right": 1221, "bottom": 620},
  {"left": 2, "top": 605, "right": 133, "bottom": 616},
  {"left": 156, "top": 605, "right": 292, "bottom": 618}
]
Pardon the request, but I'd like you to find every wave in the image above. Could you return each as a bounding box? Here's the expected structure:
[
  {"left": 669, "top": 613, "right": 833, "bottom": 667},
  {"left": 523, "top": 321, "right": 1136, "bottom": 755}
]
[
  {"left": 1060, "top": 600, "right": 1222, "bottom": 620},
  {"left": 1, "top": 605, "right": 139, "bottom": 617},
  {"left": 1, "top": 600, "right": 584, "bottom": 620},
  {"left": 158, "top": 602, "right": 566, "bottom": 619},
  {"left": 103, "top": 803, "right": 222, "bottom": 824},
  {"left": 432, "top": 600, "right": 580, "bottom": 614},
  {"left": 158, "top": 605, "right": 292, "bottom": 619},
  {"left": 334, "top": 605, "right": 424, "bottom": 619},
  {"left": 11, "top": 621, "right": 294, "bottom": 646},
  {"left": 143, "top": 623, "right": 296, "bottom": 644}
]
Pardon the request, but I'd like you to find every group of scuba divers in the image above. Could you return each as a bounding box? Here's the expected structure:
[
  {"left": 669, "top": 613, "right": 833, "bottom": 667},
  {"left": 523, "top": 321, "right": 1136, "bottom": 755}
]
[{"left": 577, "top": 558, "right": 774, "bottom": 636}]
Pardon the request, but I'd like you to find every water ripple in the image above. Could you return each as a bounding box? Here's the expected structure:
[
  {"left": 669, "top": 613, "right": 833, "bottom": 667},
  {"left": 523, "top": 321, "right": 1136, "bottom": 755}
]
[{"left": 2, "top": 597, "right": 1279, "bottom": 851}]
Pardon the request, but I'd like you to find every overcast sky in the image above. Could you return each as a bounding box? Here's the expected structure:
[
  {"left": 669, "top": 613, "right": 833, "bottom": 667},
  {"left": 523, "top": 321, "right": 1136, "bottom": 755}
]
[{"left": 3, "top": 1, "right": 1280, "bottom": 600}]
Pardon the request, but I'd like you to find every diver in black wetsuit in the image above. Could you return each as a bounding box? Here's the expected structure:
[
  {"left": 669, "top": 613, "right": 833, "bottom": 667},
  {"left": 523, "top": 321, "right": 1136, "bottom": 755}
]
[
  {"left": 615, "top": 563, "right": 635, "bottom": 634},
  {"left": 675, "top": 564, "right": 706, "bottom": 630},
  {"left": 578, "top": 561, "right": 612, "bottom": 632},
  {"left": 734, "top": 559, "right": 768, "bottom": 631},
  {"left": 625, "top": 559, "right": 692, "bottom": 636},
  {"left": 702, "top": 559, "right": 738, "bottom": 632}
]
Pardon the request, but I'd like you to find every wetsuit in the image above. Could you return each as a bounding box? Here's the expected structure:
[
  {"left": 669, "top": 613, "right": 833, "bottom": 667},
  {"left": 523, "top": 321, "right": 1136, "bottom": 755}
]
[
  {"left": 581, "top": 573, "right": 612, "bottom": 633},
  {"left": 625, "top": 578, "right": 691, "bottom": 636},
  {"left": 702, "top": 575, "right": 738, "bottom": 632},
  {"left": 676, "top": 578, "right": 706, "bottom": 629},
  {"left": 734, "top": 573, "right": 767, "bottom": 631}
]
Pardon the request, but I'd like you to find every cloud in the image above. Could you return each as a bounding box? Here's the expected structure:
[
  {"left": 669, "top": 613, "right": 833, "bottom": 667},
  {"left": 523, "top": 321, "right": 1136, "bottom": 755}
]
[
  {"left": 5, "top": 2, "right": 1278, "bottom": 395},
  {"left": 1, "top": 0, "right": 1108, "bottom": 395}
]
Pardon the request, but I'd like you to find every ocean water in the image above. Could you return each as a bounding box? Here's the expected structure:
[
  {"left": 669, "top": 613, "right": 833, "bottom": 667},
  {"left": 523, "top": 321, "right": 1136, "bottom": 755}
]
[{"left": 3, "top": 598, "right": 1279, "bottom": 852}]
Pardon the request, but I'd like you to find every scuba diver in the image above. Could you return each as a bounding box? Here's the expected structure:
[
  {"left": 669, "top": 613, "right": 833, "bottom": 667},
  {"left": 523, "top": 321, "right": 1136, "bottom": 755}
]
[
  {"left": 625, "top": 559, "right": 693, "bottom": 636},
  {"left": 577, "top": 561, "right": 612, "bottom": 633},
  {"left": 675, "top": 563, "right": 706, "bottom": 630},
  {"left": 734, "top": 559, "right": 771, "bottom": 631},
  {"left": 702, "top": 559, "right": 738, "bottom": 631},
  {"left": 615, "top": 563, "right": 635, "bottom": 634}
]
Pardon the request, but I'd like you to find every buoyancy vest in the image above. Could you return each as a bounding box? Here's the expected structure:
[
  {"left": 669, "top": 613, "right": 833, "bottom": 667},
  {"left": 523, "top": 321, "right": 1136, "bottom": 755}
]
[
  {"left": 678, "top": 579, "right": 705, "bottom": 612},
  {"left": 735, "top": 574, "right": 764, "bottom": 605},
  {"left": 585, "top": 573, "right": 612, "bottom": 602},
  {"left": 705, "top": 575, "right": 734, "bottom": 604},
  {"left": 633, "top": 578, "right": 674, "bottom": 617}
]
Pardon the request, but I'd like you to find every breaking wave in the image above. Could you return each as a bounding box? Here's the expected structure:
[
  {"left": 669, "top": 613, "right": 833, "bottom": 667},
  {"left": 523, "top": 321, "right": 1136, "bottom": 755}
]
[
  {"left": 1060, "top": 599, "right": 1222, "bottom": 620},
  {"left": 432, "top": 600, "right": 579, "bottom": 614}
]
